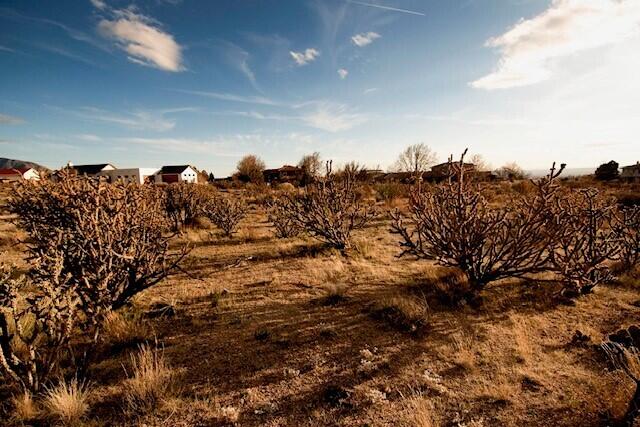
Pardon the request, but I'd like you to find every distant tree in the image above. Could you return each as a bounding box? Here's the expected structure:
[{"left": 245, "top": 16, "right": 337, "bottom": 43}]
[
  {"left": 595, "top": 161, "right": 619, "bottom": 181},
  {"left": 298, "top": 152, "right": 322, "bottom": 185},
  {"left": 338, "top": 161, "right": 366, "bottom": 180},
  {"left": 208, "top": 172, "right": 215, "bottom": 182},
  {"left": 470, "top": 154, "right": 491, "bottom": 172},
  {"left": 235, "top": 155, "right": 266, "bottom": 184},
  {"left": 496, "top": 162, "right": 527, "bottom": 181},
  {"left": 392, "top": 143, "right": 437, "bottom": 175}
]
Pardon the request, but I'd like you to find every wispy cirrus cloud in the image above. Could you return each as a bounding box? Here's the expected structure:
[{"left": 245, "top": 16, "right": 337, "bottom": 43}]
[
  {"left": 0, "top": 113, "right": 25, "bottom": 125},
  {"left": 96, "top": 6, "right": 184, "bottom": 72},
  {"left": 52, "top": 106, "right": 195, "bottom": 132},
  {"left": 175, "top": 89, "right": 279, "bottom": 106},
  {"left": 297, "top": 101, "right": 368, "bottom": 132},
  {"left": 472, "top": 0, "right": 640, "bottom": 90},
  {"left": 216, "top": 41, "right": 260, "bottom": 91},
  {"left": 290, "top": 48, "right": 320, "bottom": 66},
  {"left": 351, "top": 31, "right": 381, "bottom": 47},
  {"left": 347, "top": 1, "right": 425, "bottom": 16},
  {"left": 337, "top": 68, "right": 348, "bottom": 79}
]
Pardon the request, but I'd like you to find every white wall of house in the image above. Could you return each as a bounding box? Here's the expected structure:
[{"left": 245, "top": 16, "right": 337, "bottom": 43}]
[
  {"left": 98, "top": 168, "right": 159, "bottom": 184},
  {"left": 154, "top": 166, "right": 199, "bottom": 183},
  {"left": 22, "top": 169, "right": 40, "bottom": 181},
  {"left": 180, "top": 167, "right": 198, "bottom": 183}
]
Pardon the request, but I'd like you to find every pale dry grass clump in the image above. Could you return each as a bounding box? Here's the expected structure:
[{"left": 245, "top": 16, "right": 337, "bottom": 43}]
[
  {"left": 451, "top": 333, "right": 476, "bottom": 371},
  {"left": 123, "top": 343, "right": 175, "bottom": 412},
  {"left": 102, "top": 311, "right": 151, "bottom": 349},
  {"left": 11, "top": 391, "right": 40, "bottom": 422},
  {"left": 372, "top": 295, "right": 429, "bottom": 334},
  {"left": 402, "top": 394, "right": 439, "bottom": 427},
  {"left": 43, "top": 378, "right": 90, "bottom": 426}
]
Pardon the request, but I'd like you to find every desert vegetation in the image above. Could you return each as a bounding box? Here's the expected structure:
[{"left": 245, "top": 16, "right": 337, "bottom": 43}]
[{"left": 1, "top": 154, "right": 640, "bottom": 426}]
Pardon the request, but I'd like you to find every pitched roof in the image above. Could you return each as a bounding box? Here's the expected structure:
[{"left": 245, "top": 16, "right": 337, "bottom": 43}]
[
  {"left": 71, "top": 164, "right": 113, "bottom": 175},
  {"left": 158, "top": 165, "right": 193, "bottom": 174},
  {"left": 0, "top": 168, "right": 21, "bottom": 176},
  {"left": 622, "top": 162, "right": 640, "bottom": 170}
]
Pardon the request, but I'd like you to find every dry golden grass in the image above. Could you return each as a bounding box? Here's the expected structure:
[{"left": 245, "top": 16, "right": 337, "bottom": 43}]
[
  {"left": 102, "top": 311, "right": 151, "bottom": 349},
  {"left": 11, "top": 391, "right": 39, "bottom": 422},
  {"left": 43, "top": 378, "right": 90, "bottom": 426},
  {"left": 123, "top": 343, "right": 175, "bottom": 413},
  {"left": 1, "top": 182, "right": 640, "bottom": 426}
]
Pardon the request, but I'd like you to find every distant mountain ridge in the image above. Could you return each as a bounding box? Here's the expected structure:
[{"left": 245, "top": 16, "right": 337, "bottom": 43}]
[{"left": 0, "top": 157, "right": 49, "bottom": 171}]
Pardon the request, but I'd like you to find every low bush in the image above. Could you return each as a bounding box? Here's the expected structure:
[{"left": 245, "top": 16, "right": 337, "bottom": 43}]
[
  {"left": 391, "top": 150, "right": 566, "bottom": 301},
  {"left": 202, "top": 194, "right": 247, "bottom": 237},
  {"left": 274, "top": 162, "right": 375, "bottom": 250}
]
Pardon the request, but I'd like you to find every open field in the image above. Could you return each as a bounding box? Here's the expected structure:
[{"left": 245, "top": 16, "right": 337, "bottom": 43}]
[{"left": 1, "top": 180, "right": 640, "bottom": 426}]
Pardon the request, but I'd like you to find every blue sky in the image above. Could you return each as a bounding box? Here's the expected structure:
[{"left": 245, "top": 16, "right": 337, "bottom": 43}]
[{"left": 1, "top": 0, "right": 639, "bottom": 176}]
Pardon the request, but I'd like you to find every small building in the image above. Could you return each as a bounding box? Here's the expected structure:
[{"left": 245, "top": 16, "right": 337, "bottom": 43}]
[
  {"left": 621, "top": 162, "right": 640, "bottom": 182},
  {"left": 97, "top": 168, "right": 159, "bottom": 185},
  {"left": 429, "top": 162, "right": 476, "bottom": 179},
  {"left": 155, "top": 165, "right": 199, "bottom": 184},
  {"left": 0, "top": 167, "right": 40, "bottom": 182},
  {"left": 263, "top": 165, "right": 305, "bottom": 185},
  {"left": 68, "top": 163, "right": 116, "bottom": 177}
]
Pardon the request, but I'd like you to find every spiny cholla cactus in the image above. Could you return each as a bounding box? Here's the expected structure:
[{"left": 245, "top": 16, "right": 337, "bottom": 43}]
[
  {"left": 9, "top": 173, "right": 189, "bottom": 333},
  {"left": 276, "top": 161, "right": 375, "bottom": 250},
  {"left": 0, "top": 261, "right": 77, "bottom": 393},
  {"left": 267, "top": 196, "right": 302, "bottom": 238},
  {"left": 202, "top": 194, "right": 247, "bottom": 237},
  {"left": 391, "top": 149, "right": 565, "bottom": 300},
  {"left": 613, "top": 206, "right": 640, "bottom": 272},
  {"left": 551, "top": 188, "right": 620, "bottom": 296},
  {"left": 163, "top": 182, "right": 210, "bottom": 231}
]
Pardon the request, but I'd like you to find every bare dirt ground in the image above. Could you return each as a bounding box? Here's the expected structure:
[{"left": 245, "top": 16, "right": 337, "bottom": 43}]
[{"left": 1, "top": 183, "right": 640, "bottom": 426}]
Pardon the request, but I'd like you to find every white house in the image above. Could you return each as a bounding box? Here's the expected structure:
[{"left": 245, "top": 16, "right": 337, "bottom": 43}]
[
  {"left": 155, "top": 165, "right": 199, "bottom": 183},
  {"left": 97, "top": 168, "right": 159, "bottom": 185},
  {"left": 0, "top": 167, "right": 40, "bottom": 182}
]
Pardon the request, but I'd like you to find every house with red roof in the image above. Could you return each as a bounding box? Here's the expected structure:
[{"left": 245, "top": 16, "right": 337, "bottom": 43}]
[{"left": 0, "top": 167, "right": 40, "bottom": 182}]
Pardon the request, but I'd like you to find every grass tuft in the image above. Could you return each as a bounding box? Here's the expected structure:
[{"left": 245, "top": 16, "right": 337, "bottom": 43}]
[
  {"left": 123, "top": 343, "right": 174, "bottom": 413},
  {"left": 43, "top": 378, "right": 90, "bottom": 426}
]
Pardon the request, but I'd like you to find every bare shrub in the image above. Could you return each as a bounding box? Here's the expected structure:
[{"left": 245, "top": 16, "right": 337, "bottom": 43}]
[
  {"left": 124, "top": 343, "right": 174, "bottom": 412},
  {"left": 164, "top": 182, "right": 209, "bottom": 231},
  {"left": 267, "top": 197, "right": 302, "bottom": 238},
  {"left": 43, "top": 378, "right": 90, "bottom": 426},
  {"left": 202, "top": 194, "right": 247, "bottom": 237},
  {"left": 276, "top": 162, "right": 375, "bottom": 250},
  {"left": 613, "top": 206, "right": 640, "bottom": 272},
  {"left": 1, "top": 263, "right": 77, "bottom": 393},
  {"left": 8, "top": 173, "right": 189, "bottom": 333},
  {"left": 392, "top": 143, "right": 437, "bottom": 175},
  {"left": 391, "top": 150, "right": 564, "bottom": 301},
  {"left": 551, "top": 189, "right": 619, "bottom": 296}
]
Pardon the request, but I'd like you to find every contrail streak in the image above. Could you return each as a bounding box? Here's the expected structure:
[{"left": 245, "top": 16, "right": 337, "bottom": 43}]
[{"left": 347, "top": 0, "right": 426, "bottom": 16}]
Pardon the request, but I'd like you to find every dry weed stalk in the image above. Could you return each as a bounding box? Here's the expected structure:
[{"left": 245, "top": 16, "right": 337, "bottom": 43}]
[
  {"left": 391, "top": 149, "right": 565, "bottom": 300},
  {"left": 203, "top": 194, "right": 247, "bottom": 237},
  {"left": 551, "top": 189, "right": 619, "bottom": 295},
  {"left": 276, "top": 162, "right": 375, "bottom": 250}
]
